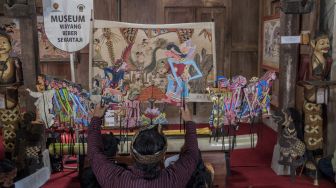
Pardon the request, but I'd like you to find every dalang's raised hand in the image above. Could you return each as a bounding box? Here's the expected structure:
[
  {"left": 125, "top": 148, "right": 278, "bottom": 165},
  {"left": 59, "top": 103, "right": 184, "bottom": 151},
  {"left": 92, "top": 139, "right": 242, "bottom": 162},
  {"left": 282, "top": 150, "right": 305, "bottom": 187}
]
[
  {"left": 180, "top": 106, "right": 192, "bottom": 122},
  {"left": 93, "top": 105, "right": 108, "bottom": 118}
]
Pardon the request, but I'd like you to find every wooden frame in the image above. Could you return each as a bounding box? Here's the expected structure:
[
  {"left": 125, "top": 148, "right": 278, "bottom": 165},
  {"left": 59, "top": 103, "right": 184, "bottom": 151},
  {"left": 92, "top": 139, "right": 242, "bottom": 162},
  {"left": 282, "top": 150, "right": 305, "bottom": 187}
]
[{"left": 261, "top": 15, "right": 280, "bottom": 72}]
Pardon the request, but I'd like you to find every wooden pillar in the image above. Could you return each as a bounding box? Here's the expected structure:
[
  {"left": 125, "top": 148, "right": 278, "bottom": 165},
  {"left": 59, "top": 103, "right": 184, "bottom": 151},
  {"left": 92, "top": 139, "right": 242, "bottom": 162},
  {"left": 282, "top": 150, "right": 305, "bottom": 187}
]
[
  {"left": 326, "top": 0, "right": 336, "bottom": 155},
  {"left": 3, "top": 1, "right": 39, "bottom": 112},
  {"left": 278, "top": 12, "right": 300, "bottom": 109},
  {"left": 271, "top": 11, "right": 300, "bottom": 175}
]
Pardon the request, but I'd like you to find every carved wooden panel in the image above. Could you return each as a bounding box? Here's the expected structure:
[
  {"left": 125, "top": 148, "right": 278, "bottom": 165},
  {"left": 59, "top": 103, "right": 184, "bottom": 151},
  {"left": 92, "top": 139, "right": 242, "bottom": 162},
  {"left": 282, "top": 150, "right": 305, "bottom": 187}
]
[
  {"left": 164, "top": 7, "right": 195, "bottom": 23},
  {"left": 121, "top": 0, "right": 159, "bottom": 23},
  {"left": 40, "top": 62, "right": 71, "bottom": 80},
  {"left": 231, "top": 0, "right": 259, "bottom": 49},
  {"left": 231, "top": 52, "right": 258, "bottom": 79},
  {"left": 94, "top": 0, "right": 116, "bottom": 20},
  {"left": 230, "top": 0, "right": 259, "bottom": 78}
]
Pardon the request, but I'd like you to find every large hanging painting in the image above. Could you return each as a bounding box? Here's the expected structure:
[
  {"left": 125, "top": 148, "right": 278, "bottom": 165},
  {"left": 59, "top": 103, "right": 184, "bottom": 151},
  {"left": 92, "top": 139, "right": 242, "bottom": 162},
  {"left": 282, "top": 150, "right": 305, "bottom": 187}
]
[
  {"left": 262, "top": 16, "right": 280, "bottom": 71},
  {"left": 0, "top": 18, "right": 21, "bottom": 57},
  {"left": 90, "top": 21, "right": 216, "bottom": 103},
  {"left": 37, "top": 16, "right": 71, "bottom": 62}
]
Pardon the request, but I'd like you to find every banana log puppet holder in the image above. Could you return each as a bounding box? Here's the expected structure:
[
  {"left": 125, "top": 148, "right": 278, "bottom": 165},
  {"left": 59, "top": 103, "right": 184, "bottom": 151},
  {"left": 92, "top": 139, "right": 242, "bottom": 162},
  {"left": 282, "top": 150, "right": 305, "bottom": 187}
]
[{"left": 207, "top": 71, "right": 276, "bottom": 151}]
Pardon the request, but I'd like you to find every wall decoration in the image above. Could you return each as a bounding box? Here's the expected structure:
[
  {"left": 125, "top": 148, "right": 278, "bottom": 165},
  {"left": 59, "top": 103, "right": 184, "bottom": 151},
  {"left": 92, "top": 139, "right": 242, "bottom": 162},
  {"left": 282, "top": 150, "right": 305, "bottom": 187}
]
[
  {"left": 262, "top": 16, "right": 280, "bottom": 71},
  {"left": 37, "top": 16, "right": 71, "bottom": 62},
  {"left": 90, "top": 21, "right": 216, "bottom": 103},
  {"left": 0, "top": 18, "right": 21, "bottom": 57}
]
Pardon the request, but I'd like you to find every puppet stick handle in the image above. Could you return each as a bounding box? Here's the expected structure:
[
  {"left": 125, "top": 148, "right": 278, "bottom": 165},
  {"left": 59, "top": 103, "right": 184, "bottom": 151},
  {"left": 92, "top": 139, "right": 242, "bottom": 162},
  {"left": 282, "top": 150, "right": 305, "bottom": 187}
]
[
  {"left": 182, "top": 82, "right": 186, "bottom": 132},
  {"left": 70, "top": 53, "right": 76, "bottom": 82}
]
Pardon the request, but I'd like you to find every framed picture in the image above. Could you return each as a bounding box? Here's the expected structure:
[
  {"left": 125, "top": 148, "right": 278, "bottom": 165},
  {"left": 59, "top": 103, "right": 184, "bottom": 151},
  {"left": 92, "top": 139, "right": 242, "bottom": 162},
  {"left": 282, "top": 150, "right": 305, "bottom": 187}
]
[
  {"left": 37, "top": 16, "right": 75, "bottom": 62},
  {"left": 261, "top": 16, "right": 280, "bottom": 71}
]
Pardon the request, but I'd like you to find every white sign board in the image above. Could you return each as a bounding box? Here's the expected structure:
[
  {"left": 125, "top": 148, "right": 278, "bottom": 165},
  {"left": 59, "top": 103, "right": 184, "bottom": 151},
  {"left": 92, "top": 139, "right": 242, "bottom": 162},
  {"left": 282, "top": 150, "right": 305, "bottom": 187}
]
[
  {"left": 281, "top": 36, "right": 301, "bottom": 44},
  {"left": 43, "top": 0, "right": 93, "bottom": 52}
]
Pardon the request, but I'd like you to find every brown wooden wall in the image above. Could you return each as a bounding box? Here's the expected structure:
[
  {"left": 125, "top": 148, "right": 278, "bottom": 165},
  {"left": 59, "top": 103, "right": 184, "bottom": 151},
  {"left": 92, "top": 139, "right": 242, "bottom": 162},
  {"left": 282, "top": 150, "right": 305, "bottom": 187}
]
[{"left": 39, "top": 0, "right": 260, "bottom": 89}]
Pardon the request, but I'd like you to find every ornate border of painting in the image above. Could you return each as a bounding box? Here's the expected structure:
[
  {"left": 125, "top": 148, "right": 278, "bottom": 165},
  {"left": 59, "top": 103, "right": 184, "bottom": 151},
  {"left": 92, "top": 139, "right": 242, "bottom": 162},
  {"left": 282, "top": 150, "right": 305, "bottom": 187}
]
[
  {"left": 0, "top": 18, "right": 21, "bottom": 58},
  {"left": 89, "top": 20, "right": 217, "bottom": 102},
  {"left": 37, "top": 16, "right": 75, "bottom": 62},
  {"left": 261, "top": 15, "right": 280, "bottom": 72}
]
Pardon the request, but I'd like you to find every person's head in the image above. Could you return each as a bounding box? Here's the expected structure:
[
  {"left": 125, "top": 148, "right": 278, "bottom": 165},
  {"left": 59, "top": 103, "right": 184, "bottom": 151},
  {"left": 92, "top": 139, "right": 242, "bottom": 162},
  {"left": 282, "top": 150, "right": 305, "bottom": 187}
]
[
  {"left": 0, "top": 30, "right": 12, "bottom": 54},
  {"left": 311, "top": 34, "right": 330, "bottom": 54},
  {"left": 131, "top": 125, "right": 167, "bottom": 180},
  {"left": 102, "top": 133, "right": 120, "bottom": 157}
]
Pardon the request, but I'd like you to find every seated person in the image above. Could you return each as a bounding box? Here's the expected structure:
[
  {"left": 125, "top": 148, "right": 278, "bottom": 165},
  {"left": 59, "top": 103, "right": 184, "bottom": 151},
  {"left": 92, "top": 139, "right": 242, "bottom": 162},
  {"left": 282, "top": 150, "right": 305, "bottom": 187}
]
[
  {"left": 318, "top": 149, "right": 336, "bottom": 183},
  {"left": 80, "top": 133, "right": 125, "bottom": 188},
  {"left": 88, "top": 105, "right": 199, "bottom": 187},
  {"left": 165, "top": 150, "right": 213, "bottom": 188}
]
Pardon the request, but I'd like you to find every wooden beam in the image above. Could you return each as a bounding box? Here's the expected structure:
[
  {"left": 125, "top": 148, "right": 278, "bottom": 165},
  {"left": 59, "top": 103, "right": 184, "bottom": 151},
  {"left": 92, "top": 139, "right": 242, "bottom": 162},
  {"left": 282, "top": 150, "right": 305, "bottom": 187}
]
[
  {"left": 278, "top": 12, "right": 300, "bottom": 109},
  {"left": 4, "top": 1, "right": 39, "bottom": 112},
  {"left": 326, "top": 0, "right": 336, "bottom": 156}
]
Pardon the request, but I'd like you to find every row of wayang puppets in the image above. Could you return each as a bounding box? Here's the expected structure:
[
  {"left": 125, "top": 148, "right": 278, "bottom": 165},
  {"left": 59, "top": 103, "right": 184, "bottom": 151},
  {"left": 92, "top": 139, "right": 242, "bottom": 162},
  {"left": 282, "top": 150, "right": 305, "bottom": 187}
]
[
  {"left": 27, "top": 74, "right": 168, "bottom": 129},
  {"left": 207, "top": 71, "right": 276, "bottom": 128}
]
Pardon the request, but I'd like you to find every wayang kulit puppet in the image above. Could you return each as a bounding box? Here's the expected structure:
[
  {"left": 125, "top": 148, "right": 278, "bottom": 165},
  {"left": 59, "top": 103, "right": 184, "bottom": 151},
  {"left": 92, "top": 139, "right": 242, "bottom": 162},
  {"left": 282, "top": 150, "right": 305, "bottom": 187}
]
[
  {"left": 27, "top": 74, "right": 55, "bottom": 128},
  {"left": 123, "top": 88, "right": 140, "bottom": 128},
  {"left": 299, "top": 35, "right": 333, "bottom": 177},
  {"left": 310, "top": 35, "right": 332, "bottom": 80},
  {"left": 0, "top": 29, "right": 23, "bottom": 157},
  {"left": 272, "top": 109, "right": 305, "bottom": 181},
  {"left": 165, "top": 40, "right": 203, "bottom": 103},
  {"left": 208, "top": 71, "right": 276, "bottom": 128}
]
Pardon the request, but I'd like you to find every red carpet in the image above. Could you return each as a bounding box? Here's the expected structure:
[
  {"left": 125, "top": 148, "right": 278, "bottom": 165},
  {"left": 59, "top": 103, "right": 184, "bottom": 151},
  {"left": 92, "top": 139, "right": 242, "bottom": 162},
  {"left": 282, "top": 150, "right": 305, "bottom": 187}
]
[{"left": 43, "top": 124, "right": 336, "bottom": 188}]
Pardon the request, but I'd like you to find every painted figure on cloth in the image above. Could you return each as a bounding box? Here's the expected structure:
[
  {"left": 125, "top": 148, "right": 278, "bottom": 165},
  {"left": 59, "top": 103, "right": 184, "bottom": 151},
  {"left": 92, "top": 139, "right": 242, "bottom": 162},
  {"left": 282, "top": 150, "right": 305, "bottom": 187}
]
[
  {"left": 123, "top": 88, "right": 140, "bottom": 128},
  {"left": 310, "top": 35, "right": 332, "bottom": 80},
  {"left": 189, "top": 48, "right": 213, "bottom": 93}
]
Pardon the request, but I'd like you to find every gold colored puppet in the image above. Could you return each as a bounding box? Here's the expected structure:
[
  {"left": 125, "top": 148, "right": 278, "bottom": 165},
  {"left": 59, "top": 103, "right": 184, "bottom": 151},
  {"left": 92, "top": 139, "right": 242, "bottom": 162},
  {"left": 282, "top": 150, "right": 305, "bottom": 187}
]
[
  {"left": 0, "top": 30, "right": 23, "bottom": 154},
  {"left": 310, "top": 35, "right": 331, "bottom": 80}
]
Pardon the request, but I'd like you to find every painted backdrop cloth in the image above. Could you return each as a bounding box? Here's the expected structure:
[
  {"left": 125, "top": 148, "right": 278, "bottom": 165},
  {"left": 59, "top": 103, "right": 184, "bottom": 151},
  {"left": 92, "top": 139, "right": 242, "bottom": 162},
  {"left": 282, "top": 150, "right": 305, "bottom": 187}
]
[{"left": 90, "top": 21, "right": 216, "bottom": 102}]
